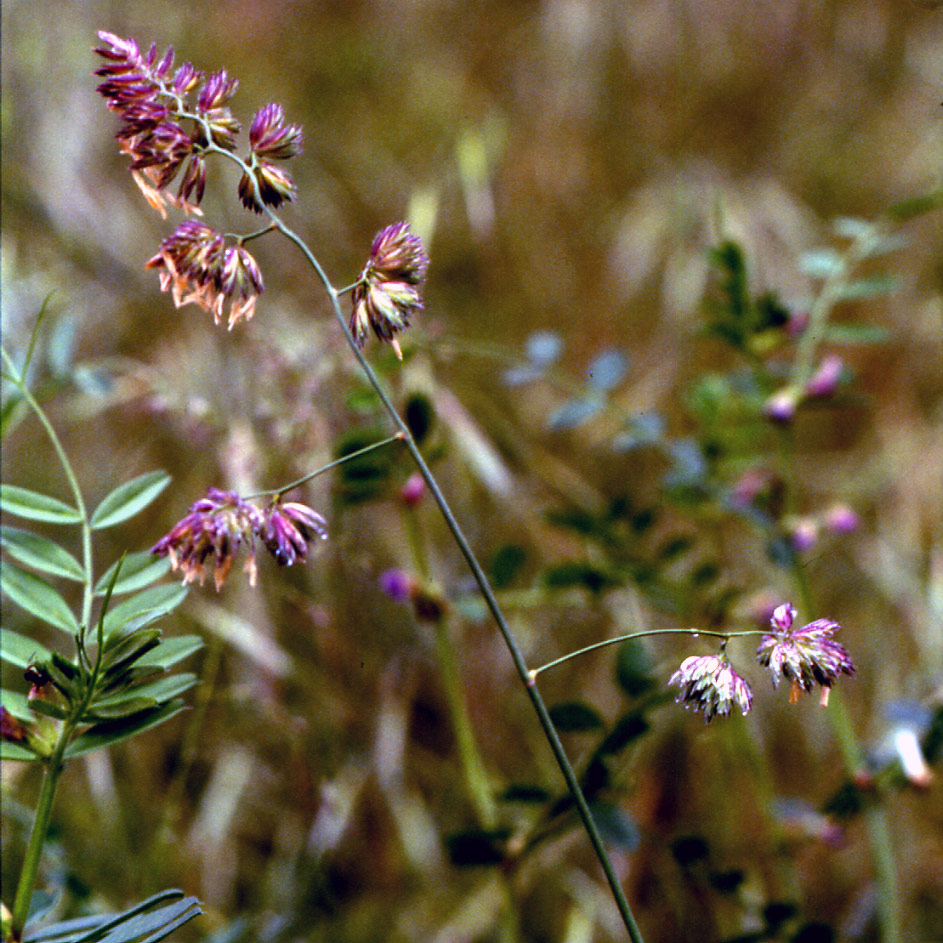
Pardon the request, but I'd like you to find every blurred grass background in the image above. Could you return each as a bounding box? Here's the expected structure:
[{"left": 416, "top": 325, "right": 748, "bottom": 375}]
[{"left": 2, "top": 1, "right": 942, "bottom": 941}]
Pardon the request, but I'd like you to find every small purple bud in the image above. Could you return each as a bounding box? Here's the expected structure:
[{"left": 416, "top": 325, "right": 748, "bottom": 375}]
[
  {"left": 379, "top": 568, "right": 414, "bottom": 603},
  {"left": 765, "top": 387, "right": 800, "bottom": 423},
  {"left": 823, "top": 503, "right": 860, "bottom": 535}
]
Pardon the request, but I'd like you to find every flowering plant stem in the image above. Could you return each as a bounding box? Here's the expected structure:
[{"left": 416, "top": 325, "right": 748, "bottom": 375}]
[
  {"left": 2, "top": 347, "right": 101, "bottom": 940},
  {"left": 270, "top": 218, "right": 646, "bottom": 942}
]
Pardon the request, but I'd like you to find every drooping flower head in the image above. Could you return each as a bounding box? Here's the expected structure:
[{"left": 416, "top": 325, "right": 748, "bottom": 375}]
[
  {"left": 350, "top": 222, "right": 430, "bottom": 359},
  {"left": 153, "top": 489, "right": 328, "bottom": 590},
  {"left": 145, "top": 221, "right": 263, "bottom": 329},
  {"left": 260, "top": 500, "right": 328, "bottom": 566},
  {"left": 237, "top": 103, "right": 304, "bottom": 212},
  {"left": 669, "top": 653, "right": 754, "bottom": 723},
  {"left": 757, "top": 603, "right": 856, "bottom": 705}
]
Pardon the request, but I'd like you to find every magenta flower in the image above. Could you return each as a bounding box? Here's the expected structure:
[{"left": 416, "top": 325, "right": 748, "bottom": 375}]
[
  {"left": 152, "top": 488, "right": 266, "bottom": 590},
  {"left": 669, "top": 654, "right": 753, "bottom": 723},
  {"left": 261, "top": 500, "right": 327, "bottom": 566},
  {"left": 94, "top": 32, "right": 242, "bottom": 215},
  {"left": 350, "top": 222, "right": 429, "bottom": 358},
  {"left": 756, "top": 603, "right": 855, "bottom": 705}
]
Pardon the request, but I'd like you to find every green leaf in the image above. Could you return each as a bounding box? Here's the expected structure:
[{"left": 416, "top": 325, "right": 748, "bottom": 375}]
[
  {"left": 100, "top": 629, "right": 162, "bottom": 676},
  {"left": 1, "top": 563, "right": 79, "bottom": 634},
  {"left": 1, "top": 526, "right": 85, "bottom": 581},
  {"left": 135, "top": 634, "right": 203, "bottom": 670},
  {"left": 833, "top": 274, "right": 898, "bottom": 302},
  {"left": 599, "top": 712, "right": 649, "bottom": 754},
  {"left": 824, "top": 322, "right": 892, "bottom": 345},
  {"left": 94, "top": 552, "right": 171, "bottom": 596},
  {"left": 1, "top": 741, "right": 38, "bottom": 761},
  {"left": 90, "top": 471, "right": 170, "bottom": 530},
  {"left": 590, "top": 802, "right": 640, "bottom": 851},
  {"left": 0, "top": 629, "right": 52, "bottom": 669},
  {"left": 489, "top": 544, "right": 527, "bottom": 590},
  {"left": 84, "top": 696, "right": 160, "bottom": 721},
  {"left": 0, "top": 485, "right": 82, "bottom": 524},
  {"left": 64, "top": 700, "right": 188, "bottom": 759},
  {"left": 549, "top": 701, "right": 604, "bottom": 732},
  {"left": 2, "top": 687, "right": 33, "bottom": 721},
  {"left": 445, "top": 828, "right": 511, "bottom": 866},
  {"left": 102, "top": 583, "right": 188, "bottom": 638},
  {"left": 27, "top": 697, "right": 68, "bottom": 721},
  {"left": 94, "top": 674, "right": 198, "bottom": 714}
]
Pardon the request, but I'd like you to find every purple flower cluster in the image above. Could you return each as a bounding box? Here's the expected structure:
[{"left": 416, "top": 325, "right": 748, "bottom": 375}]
[
  {"left": 145, "top": 221, "right": 264, "bottom": 329},
  {"left": 757, "top": 603, "right": 856, "bottom": 705},
  {"left": 670, "top": 601, "right": 856, "bottom": 721},
  {"left": 351, "top": 222, "right": 430, "bottom": 358},
  {"left": 152, "top": 488, "right": 327, "bottom": 590},
  {"left": 94, "top": 31, "right": 302, "bottom": 216}
]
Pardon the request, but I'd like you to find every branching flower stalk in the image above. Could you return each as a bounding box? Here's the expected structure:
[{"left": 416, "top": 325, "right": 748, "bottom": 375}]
[{"left": 93, "top": 32, "right": 647, "bottom": 940}]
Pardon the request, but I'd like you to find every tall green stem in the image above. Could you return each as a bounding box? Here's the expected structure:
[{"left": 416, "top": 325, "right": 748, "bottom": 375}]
[
  {"left": 272, "top": 219, "right": 645, "bottom": 942},
  {"left": 9, "top": 723, "right": 74, "bottom": 939}
]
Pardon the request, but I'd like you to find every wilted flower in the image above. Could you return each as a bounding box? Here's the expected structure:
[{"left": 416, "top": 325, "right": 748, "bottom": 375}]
[
  {"left": 261, "top": 500, "right": 327, "bottom": 566},
  {"left": 757, "top": 603, "right": 855, "bottom": 705},
  {"left": 350, "top": 222, "right": 429, "bottom": 358},
  {"left": 0, "top": 706, "right": 28, "bottom": 744},
  {"left": 669, "top": 653, "right": 753, "bottom": 723},
  {"left": 146, "top": 221, "right": 264, "bottom": 328},
  {"left": 152, "top": 488, "right": 266, "bottom": 589},
  {"left": 238, "top": 159, "right": 297, "bottom": 212}
]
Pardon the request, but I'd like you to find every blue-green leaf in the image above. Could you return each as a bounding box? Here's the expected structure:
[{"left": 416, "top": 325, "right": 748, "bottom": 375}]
[
  {"left": 94, "top": 552, "right": 171, "bottom": 596},
  {"left": 90, "top": 471, "right": 170, "bottom": 530},
  {"left": 102, "top": 583, "right": 188, "bottom": 639},
  {"left": 549, "top": 701, "right": 604, "bottom": 732},
  {"left": 22, "top": 889, "right": 202, "bottom": 943},
  {"left": 1, "top": 564, "right": 79, "bottom": 634},
  {"left": 1, "top": 526, "right": 85, "bottom": 581},
  {"left": 833, "top": 274, "right": 898, "bottom": 302},
  {"left": 0, "top": 485, "right": 82, "bottom": 525},
  {"left": 92, "top": 674, "right": 198, "bottom": 716},
  {"left": 0, "top": 629, "right": 52, "bottom": 669}
]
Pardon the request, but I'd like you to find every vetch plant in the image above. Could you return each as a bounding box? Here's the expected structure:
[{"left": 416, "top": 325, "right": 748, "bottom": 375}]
[{"left": 1, "top": 332, "right": 203, "bottom": 942}]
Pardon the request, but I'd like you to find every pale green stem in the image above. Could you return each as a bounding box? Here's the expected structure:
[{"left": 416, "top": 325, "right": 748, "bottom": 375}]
[
  {"left": 243, "top": 432, "right": 404, "bottom": 500},
  {"left": 792, "top": 566, "right": 900, "bottom": 943},
  {"left": 531, "top": 628, "right": 765, "bottom": 679},
  {"left": 403, "top": 509, "right": 497, "bottom": 828}
]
